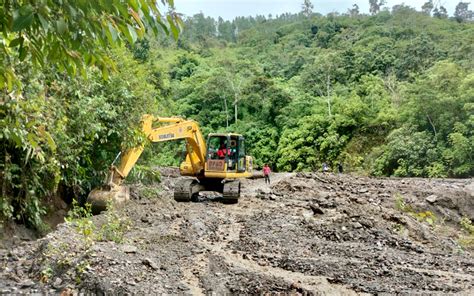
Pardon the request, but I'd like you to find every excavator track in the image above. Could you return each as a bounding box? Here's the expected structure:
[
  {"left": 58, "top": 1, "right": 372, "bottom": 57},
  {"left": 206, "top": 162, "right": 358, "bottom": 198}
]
[
  {"left": 222, "top": 180, "right": 240, "bottom": 204},
  {"left": 174, "top": 179, "right": 201, "bottom": 202}
]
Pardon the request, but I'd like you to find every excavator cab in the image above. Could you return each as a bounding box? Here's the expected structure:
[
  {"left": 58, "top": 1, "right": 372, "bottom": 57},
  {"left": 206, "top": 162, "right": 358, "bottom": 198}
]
[{"left": 205, "top": 134, "right": 251, "bottom": 175}]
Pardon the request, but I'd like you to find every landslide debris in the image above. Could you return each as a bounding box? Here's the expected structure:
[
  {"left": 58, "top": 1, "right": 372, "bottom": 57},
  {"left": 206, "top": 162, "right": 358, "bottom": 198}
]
[{"left": 1, "top": 172, "right": 473, "bottom": 295}]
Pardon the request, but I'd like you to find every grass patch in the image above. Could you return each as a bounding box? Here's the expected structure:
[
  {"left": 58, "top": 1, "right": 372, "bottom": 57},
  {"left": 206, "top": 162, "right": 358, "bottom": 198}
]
[
  {"left": 394, "top": 193, "right": 436, "bottom": 226},
  {"left": 65, "top": 199, "right": 131, "bottom": 244},
  {"left": 96, "top": 200, "right": 131, "bottom": 243},
  {"left": 139, "top": 186, "right": 162, "bottom": 199},
  {"left": 458, "top": 217, "right": 474, "bottom": 251}
]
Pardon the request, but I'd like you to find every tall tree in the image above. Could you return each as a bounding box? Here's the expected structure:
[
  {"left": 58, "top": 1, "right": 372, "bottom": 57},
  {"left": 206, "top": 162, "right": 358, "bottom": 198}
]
[
  {"left": 433, "top": 6, "right": 449, "bottom": 18},
  {"left": 301, "top": 0, "right": 314, "bottom": 17},
  {"left": 454, "top": 2, "right": 473, "bottom": 22},
  {"left": 349, "top": 4, "right": 360, "bottom": 17},
  {"left": 369, "top": 0, "right": 386, "bottom": 15},
  {"left": 217, "top": 17, "right": 236, "bottom": 42},
  {"left": 421, "top": 1, "right": 434, "bottom": 15}
]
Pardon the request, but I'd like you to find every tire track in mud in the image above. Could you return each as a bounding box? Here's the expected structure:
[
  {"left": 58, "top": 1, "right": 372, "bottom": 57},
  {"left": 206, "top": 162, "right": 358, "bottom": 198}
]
[
  {"left": 183, "top": 194, "right": 362, "bottom": 295},
  {"left": 180, "top": 252, "right": 207, "bottom": 296},
  {"left": 166, "top": 205, "right": 207, "bottom": 295}
]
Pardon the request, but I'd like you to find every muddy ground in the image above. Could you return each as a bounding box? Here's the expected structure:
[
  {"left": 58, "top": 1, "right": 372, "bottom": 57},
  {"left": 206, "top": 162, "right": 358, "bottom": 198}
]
[{"left": 1, "top": 171, "right": 473, "bottom": 295}]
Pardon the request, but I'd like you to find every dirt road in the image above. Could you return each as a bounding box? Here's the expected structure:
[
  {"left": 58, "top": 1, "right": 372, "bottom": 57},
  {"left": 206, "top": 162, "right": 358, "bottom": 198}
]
[{"left": 1, "top": 172, "right": 473, "bottom": 294}]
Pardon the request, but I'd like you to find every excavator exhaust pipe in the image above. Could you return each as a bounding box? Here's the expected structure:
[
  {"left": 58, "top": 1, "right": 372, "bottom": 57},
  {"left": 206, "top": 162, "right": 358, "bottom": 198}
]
[{"left": 87, "top": 185, "right": 130, "bottom": 214}]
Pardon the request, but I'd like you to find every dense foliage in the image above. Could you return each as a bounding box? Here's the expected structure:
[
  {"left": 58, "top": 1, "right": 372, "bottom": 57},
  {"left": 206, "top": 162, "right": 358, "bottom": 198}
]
[
  {"left": 167, "top": 5, "right": 473, "bottom": 177},
  {"left": 1, "top": 1, "right": 473, "bottom": 229},
  {"left": 1, "top": 0, "right": 179, "bottom": 229}
]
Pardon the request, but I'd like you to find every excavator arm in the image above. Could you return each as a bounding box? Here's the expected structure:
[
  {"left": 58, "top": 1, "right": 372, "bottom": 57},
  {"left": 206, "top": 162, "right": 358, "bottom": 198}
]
[
  {"left": 88, "top": 115, "right": 207, "bottom": 212},
  {"left": 110, "top": 115, "right": 207, "bottom": 185}
]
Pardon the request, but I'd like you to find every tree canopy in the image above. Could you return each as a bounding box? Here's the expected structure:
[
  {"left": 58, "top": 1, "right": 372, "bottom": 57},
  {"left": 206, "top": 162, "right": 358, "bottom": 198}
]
[{"left": 0, "top": 0, "right": 181, "bottom": 91}]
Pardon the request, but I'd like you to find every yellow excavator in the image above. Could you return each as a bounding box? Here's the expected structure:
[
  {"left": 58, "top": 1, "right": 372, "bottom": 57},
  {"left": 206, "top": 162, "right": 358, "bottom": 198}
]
[{"left": 87, "top": 115, "right": 253, "bottom": 212}]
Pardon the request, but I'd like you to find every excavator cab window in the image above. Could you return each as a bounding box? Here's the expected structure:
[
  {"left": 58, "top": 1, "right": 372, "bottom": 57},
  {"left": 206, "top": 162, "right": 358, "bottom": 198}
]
[
  {"left": 207, "top": 136, "right": 225, "bottom": 160},
  {"left": 206, "top": 135, "right": 228, "bottom": 171},
  {"left": 228, "top": 136, "right": 238, "bottom": 171},
  {"left": 206, "top": 135, "right": 243, "bottom": 172},
  {"left": 237, "top": 136, "right": 246, "bottom": 172}
]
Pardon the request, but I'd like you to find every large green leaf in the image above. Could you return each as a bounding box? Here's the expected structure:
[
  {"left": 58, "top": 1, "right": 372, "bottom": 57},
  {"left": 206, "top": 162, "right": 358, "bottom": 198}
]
[
  {"left": 9, "top": 37, "right": 23, "bottom": 47},
  {"left": 12, "top": 10, "right": 34, "bottom": 31},
  {"left": 56, "top": 19, "right": 68, "bottom": 34},
  {"left": 37, "top": 14, "right": 49, "bottom": 31},
  {"left": 107, "top": 22, "right": 118, "bottom": 42},
  {"left": 127, "top": 24, "right": 138, "bottom": 43},
  {"left": 167, "top": 15, "right": 179, "bottom": 39}
]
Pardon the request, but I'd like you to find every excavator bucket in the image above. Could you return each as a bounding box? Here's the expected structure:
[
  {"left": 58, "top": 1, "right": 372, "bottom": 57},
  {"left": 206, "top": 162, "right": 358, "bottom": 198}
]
[{"left": 86, "top": 185, "right": 130, "bottom": 214}]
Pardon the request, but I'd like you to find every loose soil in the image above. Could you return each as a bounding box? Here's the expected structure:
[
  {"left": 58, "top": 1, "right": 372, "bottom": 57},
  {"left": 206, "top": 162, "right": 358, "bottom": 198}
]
[{"left": 1, "top": 171, "right": 473, "bottom": 295}]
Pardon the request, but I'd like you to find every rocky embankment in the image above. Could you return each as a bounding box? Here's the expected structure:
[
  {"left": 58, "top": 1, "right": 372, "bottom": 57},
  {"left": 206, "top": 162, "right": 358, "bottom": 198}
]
[{"left": 1, "top": 172, "right": 473, "bottom": 295}]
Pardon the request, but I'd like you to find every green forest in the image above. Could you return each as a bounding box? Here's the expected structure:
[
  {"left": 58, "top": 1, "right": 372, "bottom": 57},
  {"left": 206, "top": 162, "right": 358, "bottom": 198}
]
[{"left": 1, "top": 1, "right": 473, "bottom": 230}]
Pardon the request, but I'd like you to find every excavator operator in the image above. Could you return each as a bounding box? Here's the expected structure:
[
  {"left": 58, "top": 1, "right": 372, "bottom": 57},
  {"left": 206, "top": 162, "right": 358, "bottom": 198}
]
[
  {"left": 217, "top": 142, "right": 232, "bottom": 159},
  {"left": 217, "top": 143, "right": 229, "bottom": 158}
]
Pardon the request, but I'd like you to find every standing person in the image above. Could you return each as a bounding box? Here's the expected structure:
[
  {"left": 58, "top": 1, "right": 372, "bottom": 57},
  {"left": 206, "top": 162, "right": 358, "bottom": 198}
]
[
  {"left": 263, "top": 164, "right": 271, "bottom": 184},
  {"left": 337, "top": 162, "right": 343, "bottom": 174},
  {"left": 322, "top": 162, "right": 329, "bottom": 173}
]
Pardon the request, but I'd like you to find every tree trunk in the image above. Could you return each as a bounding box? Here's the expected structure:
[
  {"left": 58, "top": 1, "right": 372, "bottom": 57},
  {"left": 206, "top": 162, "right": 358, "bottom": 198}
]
[
  {"left": 234, "top": 102, "right": 238, "bottom": 124},
  {"left": 326, "top": 74, "right": 332, "bottom": 117},
  {"left": 427, "top": 115, "right": 437, "bottom": 137},
  {"left": 223, "top": 97, "right": 229, "bottom": 128}
]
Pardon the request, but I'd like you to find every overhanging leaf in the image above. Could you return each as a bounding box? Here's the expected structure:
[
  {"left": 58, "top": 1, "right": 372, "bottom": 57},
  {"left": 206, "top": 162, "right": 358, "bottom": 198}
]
[
  {"left": 101, "top": 65, "right": 109, "bottom": 80},
  {"left": 107, "top": 22, "right": 118, "bottom": 42},
  {"left": 167, "top": 15, "right": 179, "bottom": 39},
  {"left": 9, "top": 37, "right": 23, "bottom": 47},
  {"left": 12, "top": 11, "right": 34, "bottom": 32},
  {"left": 38, "top": 126, "right": 57, "bottom": 152},
  {"left": 27, "top": 133, "right": 39, "bottom": 149},
  {"left": 127, "top": 24, "right": 138, "bottom": 43},
  {"left": 57, "top": 19, "right": 68, "bottom": 34},
  {"left": 37, "top": 14, "right": 49, "bottom": 31}
]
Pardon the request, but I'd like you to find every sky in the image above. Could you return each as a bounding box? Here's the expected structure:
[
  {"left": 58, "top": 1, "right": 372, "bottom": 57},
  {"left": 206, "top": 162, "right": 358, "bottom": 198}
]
[{"left": 174, "top": 0, "right": 459, "bottom": 20}]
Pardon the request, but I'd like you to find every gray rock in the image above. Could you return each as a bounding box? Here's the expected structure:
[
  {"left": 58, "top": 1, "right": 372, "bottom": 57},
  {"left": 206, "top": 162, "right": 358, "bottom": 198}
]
[
  {"left": 466, "top": 182, "right": 474, "bottom": 197},
  {"left": 426, "top": 195, "right": 437, "bottom": 203},
  {"left": 52, "top": 277, "right": 63, "bottom": 289},
  {"left": 258, "top": 187, "right": 272, "bottom": 194},
  {"left": 20, "top": 279, "right": 35, "bottom": 288},
  {"left": 122, "top": 244, "right": 138, "bottom": 254},
  {"left": 142, "top": 258, "right": 159, "bottom": 270},
  {"left": 310, "top": 204, "right": 324, "bottom": 215},
  {"left": 317, "top": 191, "right": 331, "bottom": 199}
]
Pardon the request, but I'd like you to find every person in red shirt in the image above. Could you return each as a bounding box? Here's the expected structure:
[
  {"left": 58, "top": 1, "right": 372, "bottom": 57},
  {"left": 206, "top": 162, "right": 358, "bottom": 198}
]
[
  {"left": 263, "top": 163, "right": 271, "bottom": 184},
  {"left": 217, "top": 143, "right": 228, "bottom": 159}
]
